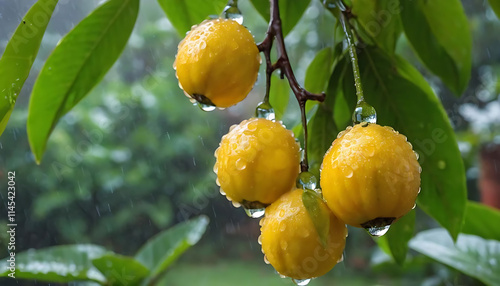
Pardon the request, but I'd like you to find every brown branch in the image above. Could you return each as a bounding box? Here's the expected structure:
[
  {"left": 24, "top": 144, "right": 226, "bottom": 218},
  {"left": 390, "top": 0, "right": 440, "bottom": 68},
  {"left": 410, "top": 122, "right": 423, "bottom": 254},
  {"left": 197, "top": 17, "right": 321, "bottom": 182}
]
[{"left": 257, "top": 0, "right": 326, "bottom": 172}]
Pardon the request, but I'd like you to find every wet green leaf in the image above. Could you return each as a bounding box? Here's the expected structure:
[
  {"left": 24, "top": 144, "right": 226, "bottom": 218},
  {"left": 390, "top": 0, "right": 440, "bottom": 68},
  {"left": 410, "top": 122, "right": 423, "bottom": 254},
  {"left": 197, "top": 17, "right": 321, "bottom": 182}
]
[
  {"left": 92, "top": 254, "right": 149, "bottom": 286},
  {"left": 0, "top": 245, "right": 107, "bottom": 283},
  {"left": 377, "top": 210, "right": 415, "bottom": 265},
  {"left": 249, "top": 0, "right": 311, "bottom": 36},
  {"left": 400, "top": 0, "right": 471, "bottom": 94},
  {"left": 0, "top": 0, "right": 58, "bottom": 136},
  {"left": 135, "top": 216, "right": 209, "bottom": 285},
  {"left": 336, "top": 47, "right": 466, "bottom": 240},
  {"left": 27, "top": 0, "right": 139, "bottom": 163},
  {"left": 302, "top": 190, "right": 330, "bottom": 248},
  {"left": 157, "top": 0, "right": 227, "bottom": 38},
  {"left": 462, "top": 201, "right": 500, "bottom": 241},
  {"left": 350, "top": 0, "right": 402, "bottom": 54},
  {"left": 410, "top": 229, "right": 500, "bottom": 286},
  {"left": 269, "top": 74, "right": 290, "bottom": 120}
]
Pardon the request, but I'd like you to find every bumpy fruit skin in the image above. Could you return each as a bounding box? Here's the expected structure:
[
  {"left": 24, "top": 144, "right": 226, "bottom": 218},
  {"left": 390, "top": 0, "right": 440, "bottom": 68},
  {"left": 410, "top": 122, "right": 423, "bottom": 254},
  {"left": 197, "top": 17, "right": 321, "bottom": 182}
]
[
  {"left": 320, "top": 123, "right": 421, "bottom": 228},
  {"left": 214, "top": 118, "right": 300, "bottom": 206},
  {"left": 260, "top": 189, "right": 347, "bottom": 280},
  {"left": 174, "top": 18, "right": 261, "bottom": 108}
]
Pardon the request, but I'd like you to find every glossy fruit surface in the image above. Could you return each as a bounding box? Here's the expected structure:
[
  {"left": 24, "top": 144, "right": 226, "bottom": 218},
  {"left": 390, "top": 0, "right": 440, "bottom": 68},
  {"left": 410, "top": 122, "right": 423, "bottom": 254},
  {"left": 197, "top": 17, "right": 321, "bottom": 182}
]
[
  {"left": 214, "top": 118, "right": 300, "bottom": 207},
  {"left": 260, "top": 189, "right": 347, "bottom": 280},
  {"left": 320, "top": 123, "right": 421, "bottom": 228},
  {"left": 174, "top": 18, "right": 260, "bottom": 108}
]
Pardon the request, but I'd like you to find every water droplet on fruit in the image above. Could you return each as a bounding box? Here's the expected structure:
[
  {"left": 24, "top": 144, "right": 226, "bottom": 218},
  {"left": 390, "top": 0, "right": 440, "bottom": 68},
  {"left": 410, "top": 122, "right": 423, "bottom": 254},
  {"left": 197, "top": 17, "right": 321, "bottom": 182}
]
[
  {"left": 365, "top": 145, "right": 375, "bottom": 157},
  {"left": 198, "top": 102, "right": 216, "bottom": 112},
  {"left": 247, "top": 121, "right": 258, "bottom": 131},
  {"left": 231, "top": 201, "right": 241, "bottom": 208},
  {"left": 264, "top": 255, "right": 270, "bottom": 264},
  {"left": 301, "top": 229, "right": 310, "bottom": 238},
  {"left": 258, "top": 128, "right": 274, "bottom": 144},
  {"left": 337, "top": 254, "right": 344, "bottom": 263},
  {"left": 279, "top": 209, "right": 285, "bottom": 218},
  {"left": 280, "top": 240, "right": 288, "bottom": 250},
  {"left": 292, "top": 278, "right": 311, "bottom": 285},
  {"left": 296, "top": 172, "right": 317, "bottom": 190},
  {"left": 223, "top": 1, "right": 243, "bottom": 24},
  {"left": 235, "top": 158, "right": 246, "bottom": 170},
  {"left": 219, "top": 188, "right": 226, "bottom": 195},
  {"left": 198, "top": 40, "right": 206, "bottom": 50},
  {"left": 366, "top": 225, "right": 390, "bottom": 237},
  {"left": 412, "top": 203, "right": 416, "bottom": 210},
  {"left": 255, "top": 101, "right": 275, "bottom": 121},
  {"left": 352, "top": 100, "right": 377, "bottom": 124},
  {"left": 280, "top": 223, "right": 286, "bottom": 232},
  {"left": 345, "top": 167, "right": 353, "bottom": 178},
  {"left": 244, "top": 208, "right": 265, "bottom": 218},
  {"left": 257, "top": 235, "right": 262, "bottom": 245},
  {"left": 414, "top": 151, "right": 420, "bottom": 160}
]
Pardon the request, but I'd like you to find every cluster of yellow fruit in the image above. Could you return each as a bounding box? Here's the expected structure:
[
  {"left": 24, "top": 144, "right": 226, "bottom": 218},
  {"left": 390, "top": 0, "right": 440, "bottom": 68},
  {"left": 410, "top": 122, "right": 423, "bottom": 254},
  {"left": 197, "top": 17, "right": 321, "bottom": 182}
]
[{"left": 175, "top": 18, "right": 421, "bottom": 284}]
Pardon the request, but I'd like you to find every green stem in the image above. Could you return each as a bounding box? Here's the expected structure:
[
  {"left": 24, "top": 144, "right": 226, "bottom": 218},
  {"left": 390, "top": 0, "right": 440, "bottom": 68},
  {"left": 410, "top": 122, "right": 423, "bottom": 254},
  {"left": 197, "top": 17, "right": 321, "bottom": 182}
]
[{"left": 334, "top": 1, "right": 364, "bottom": 102}]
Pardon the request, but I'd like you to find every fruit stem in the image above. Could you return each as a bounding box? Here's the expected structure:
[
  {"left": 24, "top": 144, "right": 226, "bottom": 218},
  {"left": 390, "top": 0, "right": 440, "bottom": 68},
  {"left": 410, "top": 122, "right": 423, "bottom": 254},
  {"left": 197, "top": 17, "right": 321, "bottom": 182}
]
[
  {"left": 329, "top": 1, "right": 364, "bottom": 102},
  {"left": 257, "top": 0, "right": 325, "bottom": 172}
]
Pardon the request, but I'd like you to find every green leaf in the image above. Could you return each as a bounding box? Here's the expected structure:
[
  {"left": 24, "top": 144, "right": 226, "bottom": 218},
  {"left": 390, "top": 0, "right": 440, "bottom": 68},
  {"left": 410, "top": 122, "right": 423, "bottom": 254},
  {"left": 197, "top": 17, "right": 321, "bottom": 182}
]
[
  {"left": 0, "top": 244, "right": 107, "bottom": 283},
  {"left": 462, "top": 201, "right": 500, "bottom": 241},
  {"left": 409, "top": 229, "right": 500, "bottom": 286},
  {"left": 27, "top": 0, "right": 140, "bottom": 163},
  {"left": 338, "top": 47, "right": 466, "bottom": 240},
  {"left": 305, "top": 47, "right": 337, "bottom": 94},
  {"left": 326, "top": 54, "right": 355, "bottom": 131},
  {"left": 269, "top": 74, "right": 290, "bottom": 120},
  {"left": 0, "top": 0, "right": 58, "bottom": 136},
  {"left": 249, "top": 0, "right": 311, "bottom": 36},
  {"left": 400, "top": 0, "right": 471, "bottom": 94},
  {"left": 350, "top": 0, "right": 402, "bottom": 54},
  {"left": 92, "top": 254, "right": 149, "bottom": 286},
  {"left": 489, "top": 0, "right": 500, "bottom": 19},
  {"left": 307, "top": 100, "right": 338, "bottom": 178},
  {"left": 377, "top": 210, "right": 415, "bottom": 265},
  {"left": 302, "top": 190, "right": 330, "bottom": 248},
  {"left": 157, "top": 0, "right": 227, "bottom": 37},
  {"left": 135, "top": 216, "right": 209, "bottom": 284}
]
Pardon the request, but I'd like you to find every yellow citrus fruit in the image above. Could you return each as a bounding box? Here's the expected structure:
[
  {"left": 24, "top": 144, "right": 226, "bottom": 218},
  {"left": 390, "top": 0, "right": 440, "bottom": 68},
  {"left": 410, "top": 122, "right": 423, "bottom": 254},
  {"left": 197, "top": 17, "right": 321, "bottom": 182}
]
[
  {"left": 174, "top": 18, "right": 261, "bottom": 108},
  {"left": 214, "top": 118, "right": 300, "bottom": 207},
  {"left": 260, "top": 189, "right": 347, "bottom": 280},
  {"left": 320, "top": 123, "right": 421, "bottom": 229}
]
